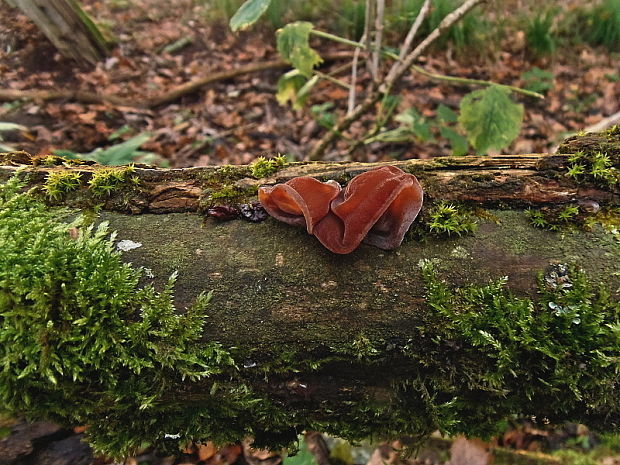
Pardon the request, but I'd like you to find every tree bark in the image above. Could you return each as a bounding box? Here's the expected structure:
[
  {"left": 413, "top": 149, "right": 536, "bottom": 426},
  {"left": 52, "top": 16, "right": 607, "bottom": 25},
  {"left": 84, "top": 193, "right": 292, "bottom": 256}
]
[
  {"left": 6, "top": 0, "right": 108, "bottom": 65},
  {"left": 0, "top": 144, "right": 619, "bottom": 450}
]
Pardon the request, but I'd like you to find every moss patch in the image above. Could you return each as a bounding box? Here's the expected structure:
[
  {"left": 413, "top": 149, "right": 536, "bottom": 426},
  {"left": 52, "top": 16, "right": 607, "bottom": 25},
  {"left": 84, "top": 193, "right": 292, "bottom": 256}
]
[
  {"left": 88, "top": 165, "right": 140, "bottom": 197},
  {"left": 43, "top": 170, "right": 83, "bottom": 200},
  {"left": 250, "top": 155, "right": 287, "bottom": 179}
]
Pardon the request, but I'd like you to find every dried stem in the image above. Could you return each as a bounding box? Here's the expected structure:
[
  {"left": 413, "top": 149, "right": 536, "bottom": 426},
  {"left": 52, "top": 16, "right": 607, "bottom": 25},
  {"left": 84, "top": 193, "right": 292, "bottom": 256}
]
[
  {"left": 365, "top": 0, "right": 376, "bottom": 79},
  {"left": 348, "top": 35, "right": 365, "bottom": 114},
  {"left": 384, "top": 0, "right": 432, "bottom": 84},
  {"left": 371, "top": 0, "right": 385, "bottom": 83},
  {"left": 309, "top": 0, "right": 486, "bottom": 160}
]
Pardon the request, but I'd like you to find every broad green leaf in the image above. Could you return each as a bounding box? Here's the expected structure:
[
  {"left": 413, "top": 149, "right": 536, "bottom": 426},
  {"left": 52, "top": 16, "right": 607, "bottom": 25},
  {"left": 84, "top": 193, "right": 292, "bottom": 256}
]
[
  {"left": 88, "top": 133, "right": 152, "bottom": 165},
  {"left": 440, "top": 126, "right": 469, "bottom": 156},
  {"left": 311, "top": 102, "right": 335, "bottom": 128},
  {"left": 277, "top": 21, "right": 323, "bottom": 77},
  {"left": 229, "top": 0, "right": 271, "bottom": 32},
  {"left": 276, "top": 70, "right": 309, "bottom": 109},
  {"left": 458, "top": 85, "right": 524, "bottom": 154},
  {"left": 436, "top": 104, "right": 458, "bottom": 123}
]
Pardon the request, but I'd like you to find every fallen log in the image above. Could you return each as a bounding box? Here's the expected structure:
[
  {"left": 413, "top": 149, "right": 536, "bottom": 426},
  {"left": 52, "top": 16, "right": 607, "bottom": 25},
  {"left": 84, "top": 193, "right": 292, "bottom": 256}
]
[{"left": 0, "top": 130, "right": 618, "bottom": 458}]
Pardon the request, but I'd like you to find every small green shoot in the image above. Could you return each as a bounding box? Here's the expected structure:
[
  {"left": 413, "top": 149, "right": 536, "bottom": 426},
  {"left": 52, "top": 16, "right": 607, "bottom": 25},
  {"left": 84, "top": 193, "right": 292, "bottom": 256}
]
[
  {"left": 566, "top": 150, "right": 619, "bottom": 188},
  {"left": 44, "top": 171, "right": 83, "bottom": 200},
  {"left": 427, "top": 201, "right": 477, "bottom": 237},
  {"left": 88, "top": 166, "right": 139, "bottom": 197},
  {"left": 250, "top": 155, "right": 287, "bottom": 178}
]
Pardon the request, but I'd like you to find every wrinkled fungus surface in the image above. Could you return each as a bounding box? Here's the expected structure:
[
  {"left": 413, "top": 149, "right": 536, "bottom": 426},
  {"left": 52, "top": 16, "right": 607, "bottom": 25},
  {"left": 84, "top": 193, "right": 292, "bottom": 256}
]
[{"left": 258, "top": 166, "right": 424, "bottom": 254}]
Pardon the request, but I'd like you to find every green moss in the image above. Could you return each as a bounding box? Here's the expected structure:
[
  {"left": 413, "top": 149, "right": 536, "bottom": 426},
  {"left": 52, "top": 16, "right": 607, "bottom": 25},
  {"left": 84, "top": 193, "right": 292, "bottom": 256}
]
[
  {"left": 88, "top": 165, "right": 140, "bottom": 197},
  {"left": 402, "top": 261, "right": 620, "bottom": 439},
  {"left": 0, "top": 175, "right": 234, "bottom": 458},
  {"left": 250, "top": 156, "right": 287, "bottom": 179},
  {"left": 43, "top": 170, "right": 83, "bottom": 200},
  {"left": 425, "top": 201, "right": 478, "bottom": 237},
  {"left": 566, "top": 150, "right": 619, "bottom": 187},
  {"left": 201, "top": 184, "right": 258, "bottom": 207},
  {"left": 526, "top": 204, "right": 580, "bottom": 231}
]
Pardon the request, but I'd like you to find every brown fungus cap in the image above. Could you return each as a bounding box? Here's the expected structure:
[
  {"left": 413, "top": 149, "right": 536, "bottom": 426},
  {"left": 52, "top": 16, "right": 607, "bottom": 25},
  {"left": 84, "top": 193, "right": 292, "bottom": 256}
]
[{"left": 258, "top": 166, "right": 423, "bottom": 254}]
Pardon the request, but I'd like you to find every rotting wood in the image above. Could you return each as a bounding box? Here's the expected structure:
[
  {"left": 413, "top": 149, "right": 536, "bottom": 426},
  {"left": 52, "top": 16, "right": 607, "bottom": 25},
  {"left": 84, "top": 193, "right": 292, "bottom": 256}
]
[
  {"left": 0, "top": 146, "right": 619, "bottom": 456},
  {"left": 1, "top": 152, "right": 616, "bottom": 214}
]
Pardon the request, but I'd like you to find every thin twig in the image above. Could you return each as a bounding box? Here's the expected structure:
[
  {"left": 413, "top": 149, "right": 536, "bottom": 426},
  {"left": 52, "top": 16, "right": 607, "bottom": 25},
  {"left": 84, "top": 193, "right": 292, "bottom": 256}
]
[
  {"left": 309, "top": 0, "right": 485, "bottom": 160},
  {"left": 348, "top": 33, "right": 366, "bottom": 114},
  {"left": 385, "top": 0, "right": 432, "bottom": 84},
  {"left": 385, "top": 54, "right": 544, "bottom": 99},
  {"left": 383, "top": 0, "right": 486, "bottom": 93},
  {"left": 365, "top": 0, "right": 376, "bottom": 80},
  {"left": 315, "top": 71, "right": 351, "bottom": 89},
  {"left": 371, "top": 0, "right": 385, "bottom": 84}
]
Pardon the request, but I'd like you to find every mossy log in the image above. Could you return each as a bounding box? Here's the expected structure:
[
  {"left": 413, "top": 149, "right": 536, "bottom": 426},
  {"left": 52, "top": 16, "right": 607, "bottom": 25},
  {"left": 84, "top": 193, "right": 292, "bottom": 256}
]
[{"left": 0, "top": 141, "right": 619, "bottom": 457}]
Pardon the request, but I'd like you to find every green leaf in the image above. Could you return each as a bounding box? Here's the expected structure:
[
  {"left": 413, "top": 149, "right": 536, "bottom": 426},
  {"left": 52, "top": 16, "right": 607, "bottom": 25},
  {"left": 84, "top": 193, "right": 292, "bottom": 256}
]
[
  {"left": 276, "top": 70, "right": 309, "bottom": 109},
  {"left": 87, "top": 133, "right": 152, "bottom": 165},
  {"left": 396, "top": 108, "right": 433, "bottom": 142},
  {"left": 440, "top": 126, "right": 469, "bottom": 156},
  {"left": 436, "top": 104, "right": 458, "bottom": 123},
  {"left": 277, "top": 22, "right": 323, "bottom": 77},
  {"left": 458, "top": 85, "right": 524, "bottom": 154},
  {"left": 229, "top": 0, "right": 271, "bottom": 32}
]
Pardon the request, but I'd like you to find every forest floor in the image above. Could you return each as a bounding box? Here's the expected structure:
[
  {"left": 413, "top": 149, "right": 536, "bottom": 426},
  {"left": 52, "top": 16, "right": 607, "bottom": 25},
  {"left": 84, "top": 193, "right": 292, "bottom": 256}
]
[
  {"left": 1, "top": 1, "right": 620, "bottom": 464},
  {"left": 0, "top": 0, "right": 619, "bottom": 167}
]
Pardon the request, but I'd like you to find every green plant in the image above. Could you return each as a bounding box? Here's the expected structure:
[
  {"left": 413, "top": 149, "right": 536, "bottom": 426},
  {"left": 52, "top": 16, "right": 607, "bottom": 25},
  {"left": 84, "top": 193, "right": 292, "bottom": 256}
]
[
  {"left": 364, "top": 104, "right": 469, "bottom": 156},
  {"left": 585, "top": 0, "right": 620, "bottom": 51},
  {"left": 249, "top": 155, "right": 287, "bottom": 178},
  {"left": 0, "top": 174, "right": 235, "bottom": 458},
  {"left": 229, "top": 0, "right": 534, "bottom": 160},
  {"left": 521, "top": 67, "right": 554, "bottom": 95},
  {"left": 566, "top": 151, "right": 619, "bottom": 188},
  {"left": 88, "top": 165, "right": 139, "bottom": 197},
  {"left": 43, "top": 171, "right": 83, "bottom": 200},
  {"left": 54, "top": 133, "right": 165, "bottom": 166},
  {"left": 459, "top": 85, "right": 524, "bottom": 155},
  {"left": 524, "top": 9, "right": 557, "bottom": 57},
  {"left": 426, "top": 201, "right": 477, "bottom": 237}
]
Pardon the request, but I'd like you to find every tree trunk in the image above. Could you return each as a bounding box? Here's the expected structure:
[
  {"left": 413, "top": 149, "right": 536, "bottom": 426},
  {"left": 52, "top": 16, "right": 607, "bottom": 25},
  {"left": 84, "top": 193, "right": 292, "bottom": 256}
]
[
  {"left": 0, "top": 132, "right": 618, "bottom": 456},
  {"left": 6, "top": 0, "right": 108, "bottom": 65}
]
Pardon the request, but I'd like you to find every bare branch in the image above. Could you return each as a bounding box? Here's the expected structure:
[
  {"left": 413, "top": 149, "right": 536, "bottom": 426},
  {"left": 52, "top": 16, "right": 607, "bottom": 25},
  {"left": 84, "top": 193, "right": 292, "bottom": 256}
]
[
  {"left": 371, "top": 0, "right": 386, "bottom": 83},
  {"left": 384, "top": 0, "right": 432, "bottom": 84},
  {"left": 348, "top": 34, "right": 365, "bottom": 114},
  {"left": 383, "top": 0, "right": 485, "bottom": 92},
  {"left": 310, "top": 0, "right": 485, "bottom": 160},
  {"left": 349, "top": 0, "right": 373, "bottom": 114},
  {"left": 365, "top": 0, "right": 376, "bottom": 79}
]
